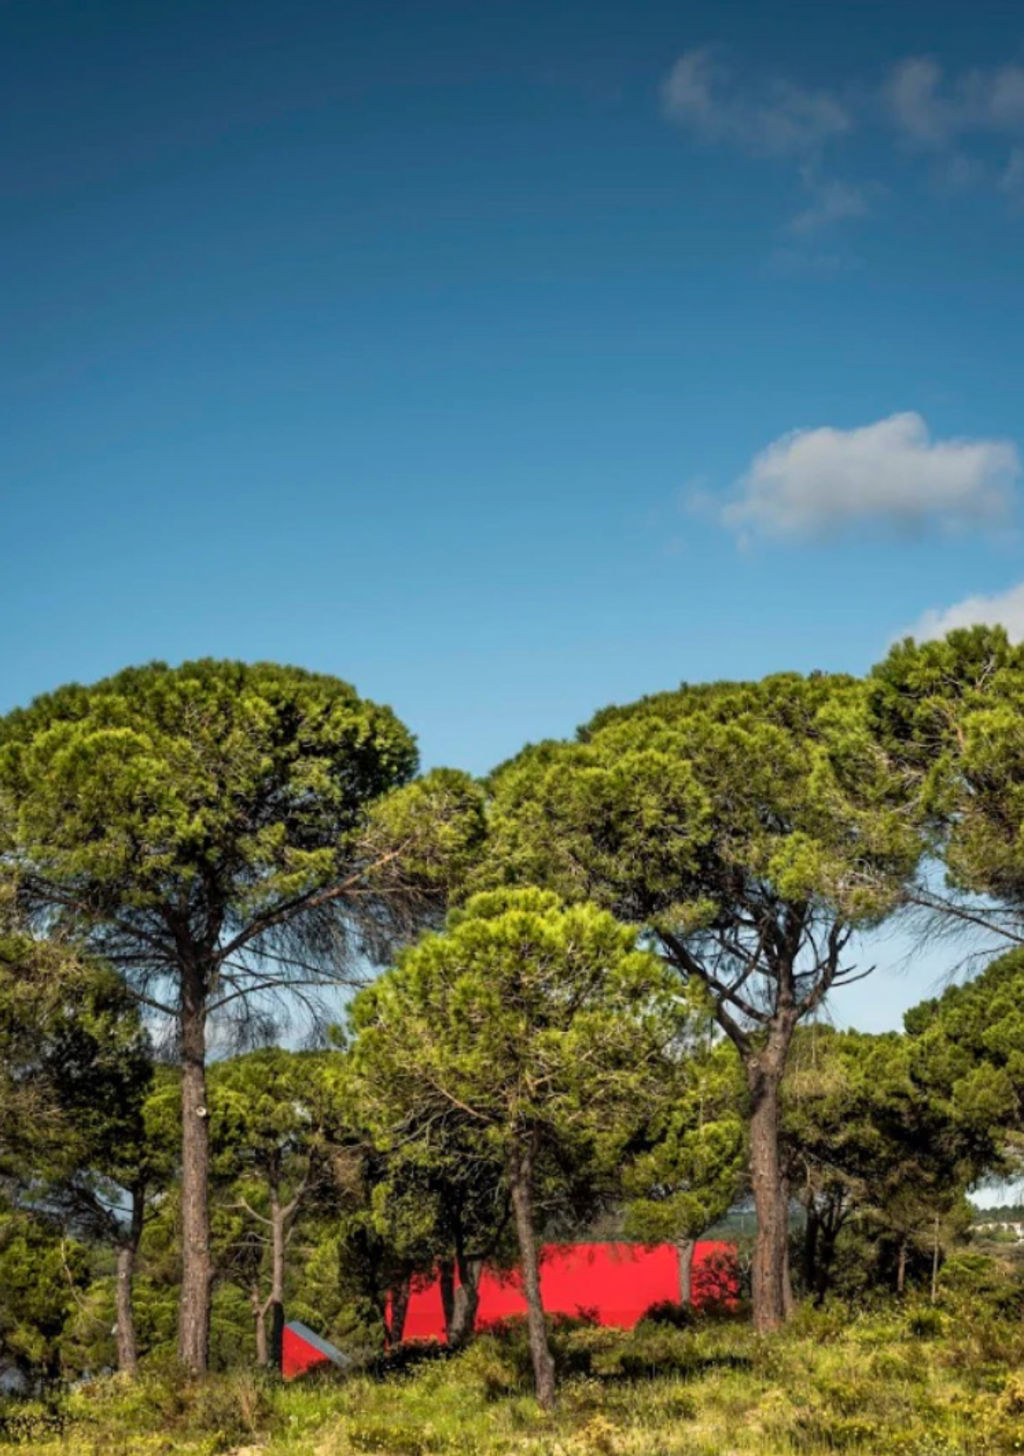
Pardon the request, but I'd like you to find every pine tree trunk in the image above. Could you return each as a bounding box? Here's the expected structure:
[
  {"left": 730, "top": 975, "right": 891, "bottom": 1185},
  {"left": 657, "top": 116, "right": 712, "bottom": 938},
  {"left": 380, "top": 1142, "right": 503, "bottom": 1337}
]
[
  {"left": 178, "top": 982, "right": 212, "bottom": 1374},
  {"left": 439, "top": 1259, "right": 456, "bottom": 1342},
  {"left": 253, "top": 1291, "right": 269, "bottom": 1367},
  {"left": 449, "top": 1257, "right": 483, "bottom": 1347},
  {"left": 268, "top": 1194, "right": 286, "bottom": 1370},
  {"left": 676, "top": 1238, "right": 696, "bottom": 1308},
  {"left": 781, "top": 1218, "right": 795, "bottom": 1318},
  {"left": 747, "top": 1058, "right": 788, "bottom": 1334},
  {"left": 508, "top": 1141, "right": 555, "bottom": 1410},
  {"left": 389, "top": 1275, "right": 412, "bottom": 1346},
  {"left": 115, "top": 1242, "right": 139, "bottom": 1376},
  {"left": 897, "top": 1239, "right": 908, "bottom": 1295}
]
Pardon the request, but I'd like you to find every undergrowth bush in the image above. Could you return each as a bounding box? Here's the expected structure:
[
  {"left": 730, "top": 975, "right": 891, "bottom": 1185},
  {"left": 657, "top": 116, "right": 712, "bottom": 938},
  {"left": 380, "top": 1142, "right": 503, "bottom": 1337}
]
[{"left": 12, "top": 1290, "right": 1024, "bottom": 1454}]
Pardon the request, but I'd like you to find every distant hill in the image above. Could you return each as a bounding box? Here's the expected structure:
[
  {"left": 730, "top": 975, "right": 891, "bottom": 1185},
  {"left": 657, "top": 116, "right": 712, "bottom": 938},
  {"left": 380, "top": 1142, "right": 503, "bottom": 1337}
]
[{"left": 970, "top": 1204, "right": 1024, "bottom": 1224}]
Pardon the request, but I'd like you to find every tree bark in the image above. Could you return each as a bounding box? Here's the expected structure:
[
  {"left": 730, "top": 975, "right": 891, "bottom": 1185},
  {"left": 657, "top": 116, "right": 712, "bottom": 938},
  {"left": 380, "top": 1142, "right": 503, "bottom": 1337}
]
[
  {"left": 780, "top": 1175, "right": 795, "bottom": 1318},
  {"left": 268, "top": 1193, "right": 286, "bottom": 1370},
  {"left": 115, "top": 1242, "right": 139, "bottom": 1376},
  {"left": 439, "top": 1259, "right": 456, "bottom": 1341},
  {"left": 676, "top": 1238, "right": 696, "bottom": 1309},
  {"left": 178, "top": 981, "right": 212, "bottom": 1374},
  {"left": 449, "top": 1256, "right": 483, "bottom": 1347},
  {"left": 897, "top": 1239, "right": 908, "bottom": 1296},
  {"left": 389, "top": 1275, "right": 412, "bottom": 1346},
  {"left": 508, "top": 1140, "right": 555, "bottom": 1410},
  {"left": 747, "top": 1051, "right": 790, "bottom": 1334},
  {"left": 253, "top": 1289, "right": 268, "bottom": 1367}
]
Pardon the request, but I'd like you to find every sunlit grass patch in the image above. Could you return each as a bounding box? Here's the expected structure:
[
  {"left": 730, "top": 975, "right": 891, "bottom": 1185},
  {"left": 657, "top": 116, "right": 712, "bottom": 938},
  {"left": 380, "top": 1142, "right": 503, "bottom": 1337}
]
[{"left": 12, "top": 1302, "right": 1024, "bottom": 1455}]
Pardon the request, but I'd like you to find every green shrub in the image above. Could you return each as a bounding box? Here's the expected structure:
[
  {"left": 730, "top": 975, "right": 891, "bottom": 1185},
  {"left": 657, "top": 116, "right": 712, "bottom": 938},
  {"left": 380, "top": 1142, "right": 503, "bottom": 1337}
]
[
  {"left": 62, "top": 1367, "right": 275, "bottom": 1450},
  {"left": 0, "top": 1397, "right": 68, "bottom": 1446},
  {"left": 939, "top": 1253, "right": 1024, "bottom": 1320},
  {"left": 906, "top": 1307, "right": 946, "bottom": 1340},
  {"left": 456, "top": 1334, "right": 531, "bottom": 1400},
  {"left": 638, "top": 1300, "right": 698, "bottom": 1330}
]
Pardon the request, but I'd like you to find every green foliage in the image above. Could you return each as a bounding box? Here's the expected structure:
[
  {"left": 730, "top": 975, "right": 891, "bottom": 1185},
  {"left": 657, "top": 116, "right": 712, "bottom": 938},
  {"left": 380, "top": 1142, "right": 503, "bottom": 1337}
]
[
  {"left": 783, "top": 1024, "right": 1002, "bottom": 1299},
  {"left": 0, "top": 1206, "right": 89, "bottom": 1380},
  {"left": 0, "top": 659, "right": 418, "bottom": 924},
  {"left": 870, "top": 625, "right": 1024, "bottom": 912},
  {"left": 480, "top": 674, "right": 920, "bottom": 945},
  {"left": 349, "top": 889, "right": 679, "bottom": 1187},
  {"left": 622, "top": 1036, "right": 745, "bottom": 1249},
  {"left": 476, "top": 674, "right": 923, "bottom": 1333},
  {"left": 0, "top": 935, "right": 151, "bottom": 1189},
  {"left": 0, "top": 937, "right": 161, "bottom": 1381},
  {"left": 0, "top": 658, "right": 432, "bottom": 1369},
  {"left": 905, "top": 949, "right": 1024, "bottom": 1131}
]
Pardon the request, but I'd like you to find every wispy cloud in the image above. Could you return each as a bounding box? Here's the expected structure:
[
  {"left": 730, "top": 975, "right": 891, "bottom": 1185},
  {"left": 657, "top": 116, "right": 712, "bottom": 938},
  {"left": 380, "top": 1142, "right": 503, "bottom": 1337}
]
[
  {"left": 661, "top": 49, "right": 851, "bottom": 159},
  {"left": 661, "top": 48, "right": 1024, "bottom": 233},
  {"left": 721, "top": 412, "right": 1020, "bottom": 542},
  {"left": 905, "top": 580, "right": 1024, "bottom": 642},
  {"left": 788, "top": 175, "right": 870, "bottom": 233},
  {"left": 884, "top": 57, "right": 1024, "bottom": 147}
]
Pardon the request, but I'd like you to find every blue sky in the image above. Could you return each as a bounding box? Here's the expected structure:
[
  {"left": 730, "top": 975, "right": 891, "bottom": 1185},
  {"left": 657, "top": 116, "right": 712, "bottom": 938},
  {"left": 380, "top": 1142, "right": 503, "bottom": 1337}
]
[{"left": 4, "top": 0, "right": 1024, "bottom": 1034}]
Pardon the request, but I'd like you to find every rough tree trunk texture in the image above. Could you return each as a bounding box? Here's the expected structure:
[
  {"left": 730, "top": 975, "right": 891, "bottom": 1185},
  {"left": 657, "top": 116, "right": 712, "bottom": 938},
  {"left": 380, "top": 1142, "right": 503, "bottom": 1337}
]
[
  {"left": 178, "top": 980, "right": 212, "bottom": 1374},
  {"left": 253, "top": 1289, "right": 268, "bottom": 1367},
  {"left": 439, "top": 1259, "right": 456, "bottom": 1341},
  {"left": 897, "top": 1239, "right": 908, "bottom": 1296},
  {"left": 780, "top": 1177, "right": 795, "bottom": 1319},
  {"left": 268, "top": 1195, "right": 286, "bottom": 1370},
  {"left": 509, "top": 1141, "right": 555, "bottom": 1411},
  {"left": 747, "top": 1053, "right": 790, "bottom": 1335},
  {"left": 449, "top": 1256, "right": 483, "bottom": 1347},
  {"left": 389, "top": 1275, "right": 412, "bottom": 1346},
  {"left": 115, "top": 1243, "right": 139, "bottom": 1376},
  {"left": 676, "top": 1238, "right": 696, "bottom": 1309}
]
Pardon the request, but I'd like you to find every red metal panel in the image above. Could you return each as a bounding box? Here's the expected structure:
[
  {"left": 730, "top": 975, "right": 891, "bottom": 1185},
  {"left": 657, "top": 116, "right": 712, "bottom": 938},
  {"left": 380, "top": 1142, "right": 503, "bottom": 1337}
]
[
  {"left": 400, "top": 1240, "right": 736, "bottom": 1342},
  {"left": 282, "top": 1324, "right": 329, "bottom": 1379}
]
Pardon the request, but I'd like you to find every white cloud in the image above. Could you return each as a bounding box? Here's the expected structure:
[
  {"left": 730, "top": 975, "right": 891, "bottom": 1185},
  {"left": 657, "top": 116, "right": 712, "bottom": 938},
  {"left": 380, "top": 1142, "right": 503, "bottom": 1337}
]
[
  {"left": 788, "top": 176, "right": 869, "bottom": 233},
  {"left": 723, "top": 412, "right": 1020, "bottom": 540},
  {"left": 884, "top": 57, "right": 951, "bottom": 145},
  {"left": 660, "top": 48, "right": 1024, "bottom": 232},
  {"left": 661, "top": 49, "right": 851, "bottom": 158},
  {"left": 907, "top": 581, "right": 1024, "bottom": 643},
  {"left": 884, "top": 56, "right": 1024, "bottom": 146}
]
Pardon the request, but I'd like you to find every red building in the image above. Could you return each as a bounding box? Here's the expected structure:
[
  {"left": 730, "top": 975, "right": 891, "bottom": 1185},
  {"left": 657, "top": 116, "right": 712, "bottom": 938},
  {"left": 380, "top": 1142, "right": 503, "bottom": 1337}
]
[
  {"left": 400, "top": 1240, "right": 735, "bottom": 1341},
  {"left": 281, "top": 1320, "right": 351, "bottom": 1379}
]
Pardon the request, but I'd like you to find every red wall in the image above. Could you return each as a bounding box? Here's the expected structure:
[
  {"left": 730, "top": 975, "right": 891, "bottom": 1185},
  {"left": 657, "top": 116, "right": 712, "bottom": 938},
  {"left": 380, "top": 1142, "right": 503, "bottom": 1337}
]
[
  {"left": 401, "top": 1241, "right": 735, "bottom": 1341},
  {"left": 282, "top": 1326, "right": 320, "bottom": 1379}
]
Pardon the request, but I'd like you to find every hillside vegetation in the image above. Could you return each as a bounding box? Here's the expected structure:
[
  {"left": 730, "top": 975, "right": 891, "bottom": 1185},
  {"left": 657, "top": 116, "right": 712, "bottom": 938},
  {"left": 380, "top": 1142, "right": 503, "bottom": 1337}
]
[{"left": 9, "top": 1289, "right": 1024, "bottom": 1456}]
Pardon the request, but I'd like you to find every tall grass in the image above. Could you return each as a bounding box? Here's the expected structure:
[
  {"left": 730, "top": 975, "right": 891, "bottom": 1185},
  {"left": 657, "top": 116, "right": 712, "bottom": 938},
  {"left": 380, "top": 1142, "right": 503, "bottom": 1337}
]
[{"left": 7, "top": 1297, "right": 1024, "bottom": 1454}]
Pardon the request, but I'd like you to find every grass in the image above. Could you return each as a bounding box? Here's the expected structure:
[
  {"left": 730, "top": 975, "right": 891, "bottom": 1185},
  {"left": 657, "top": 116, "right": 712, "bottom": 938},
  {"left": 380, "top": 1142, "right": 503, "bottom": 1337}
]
[{"left": 8, "top": 1299, "right": 1024, "bottom": 1455}]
